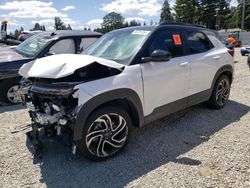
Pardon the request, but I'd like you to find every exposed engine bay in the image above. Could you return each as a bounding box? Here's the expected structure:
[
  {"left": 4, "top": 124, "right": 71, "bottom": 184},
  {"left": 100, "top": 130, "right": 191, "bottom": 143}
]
[{"left": 18, "top": 54, "right": 124, "bottom": 155}]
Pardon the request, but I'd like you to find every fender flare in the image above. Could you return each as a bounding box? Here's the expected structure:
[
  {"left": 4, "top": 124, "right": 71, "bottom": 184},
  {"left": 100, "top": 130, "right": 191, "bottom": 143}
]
[
  {"left": 73, "top": 88, "right": 144, "bottom": 141},
  {"left": 209, "top": 64, "right": 234, "bottom": 96}
]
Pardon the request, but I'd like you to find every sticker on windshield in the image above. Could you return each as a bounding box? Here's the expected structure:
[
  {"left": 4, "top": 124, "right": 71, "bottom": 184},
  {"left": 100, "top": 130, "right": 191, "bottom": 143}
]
[
  {"left": 173, "top": 34, "right": 182, "bottom": 45},
  {"left": 29, "top": 43, "right": 37, "bottom": 48},
  {"left": 131, "top": 30, "right": 150, "bottom": 35}
]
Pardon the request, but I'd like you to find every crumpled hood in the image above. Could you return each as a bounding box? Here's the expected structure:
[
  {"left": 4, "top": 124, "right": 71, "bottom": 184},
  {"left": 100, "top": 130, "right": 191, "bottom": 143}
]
[
  {"left": 0, "top": 46, "right": 28, "bottom": 63},
  {"left": 19, "top": 54, "right": 125, "bottom": 79}
]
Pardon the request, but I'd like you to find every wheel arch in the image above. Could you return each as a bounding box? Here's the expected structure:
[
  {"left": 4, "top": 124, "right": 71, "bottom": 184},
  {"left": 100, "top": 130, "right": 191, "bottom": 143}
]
[
  {"left": 209, "top": 65, "right": 233, "bottom": 97},
  {"left": 73, "top": 88, "right": 144, "bottom": 141},
  {"left": 212, "top": 65, "right": 233, "bottom": 87}
]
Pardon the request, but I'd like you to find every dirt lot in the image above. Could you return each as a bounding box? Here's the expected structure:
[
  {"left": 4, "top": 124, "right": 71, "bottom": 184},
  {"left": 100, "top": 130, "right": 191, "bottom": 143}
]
[{"left": 0, "top": 49, "right": 249, "bottom": 188}]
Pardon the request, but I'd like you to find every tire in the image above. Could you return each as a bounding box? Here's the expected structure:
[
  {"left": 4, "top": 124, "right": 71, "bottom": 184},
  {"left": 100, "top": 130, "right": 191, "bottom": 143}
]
[
  {"left": 77, "top": 106, "right": 132, "bottom": 161},
  {"left": 0, "top": 77, "right": 22, "bottom": 105},
  {"left": 207, "top": 75, "right": 231, "bottom": 109}
]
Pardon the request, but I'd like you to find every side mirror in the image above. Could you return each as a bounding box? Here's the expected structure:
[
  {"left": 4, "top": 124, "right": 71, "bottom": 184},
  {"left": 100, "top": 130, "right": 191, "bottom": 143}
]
[
  {"left": 142, "top": 49, "right": 172, "bottom": 63},
  {"left": 45, "top": 51, "right": 55, "bottom": 56}
]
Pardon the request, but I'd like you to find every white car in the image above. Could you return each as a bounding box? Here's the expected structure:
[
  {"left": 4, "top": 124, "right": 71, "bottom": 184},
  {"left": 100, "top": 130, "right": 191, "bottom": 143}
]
[{"left": 19, "top": 23, "right": 234, "bottom": 161}]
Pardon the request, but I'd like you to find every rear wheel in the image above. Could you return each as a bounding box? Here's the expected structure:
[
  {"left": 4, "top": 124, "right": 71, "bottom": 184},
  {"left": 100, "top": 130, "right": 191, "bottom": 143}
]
[
  {"left": 0, "top": 77, "right": 22, "bottom": 105},
  {"left": 207, "top": 75, "right": 231, "bottom": 109},
  {"left": 78, "top": 106, "right": 132, "bottom": 161}
]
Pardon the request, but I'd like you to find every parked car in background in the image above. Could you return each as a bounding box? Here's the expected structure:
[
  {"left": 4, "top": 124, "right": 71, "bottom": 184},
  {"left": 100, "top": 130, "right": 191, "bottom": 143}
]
[
  {"left": 19, "top": 23, "right": 234, "bottom": 161},
  {"left": 18, "top": 30, "right": 43, "bottom": 41},
  {"left": 241, "top": 46, "right": 250, "bottom": 56},
  {"left": 0, "top": 30, "right": 102, "bottom": 105}
]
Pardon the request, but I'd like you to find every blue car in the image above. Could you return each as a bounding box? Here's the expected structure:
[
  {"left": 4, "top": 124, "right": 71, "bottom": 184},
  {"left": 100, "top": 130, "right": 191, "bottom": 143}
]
[{"left": 241, "top": 46, "right": 250, "bottom": 56}]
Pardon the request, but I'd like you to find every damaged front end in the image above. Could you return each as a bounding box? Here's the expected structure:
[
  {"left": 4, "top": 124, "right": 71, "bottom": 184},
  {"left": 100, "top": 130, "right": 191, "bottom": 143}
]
[
  {"left": 19, "top": 54, "right": 124, "bottom": 156},
  {"left": 23, "top": 81, "right": 80, "bottom": 154}
]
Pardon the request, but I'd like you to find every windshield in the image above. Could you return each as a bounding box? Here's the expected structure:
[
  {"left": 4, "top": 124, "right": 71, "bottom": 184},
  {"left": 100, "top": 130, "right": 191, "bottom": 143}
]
[
  {"left": 16, "top": 33, "right": 52, "bottom": 57},
  {"left": 82, "top": 29, "right": 151, "bottom": 63}
]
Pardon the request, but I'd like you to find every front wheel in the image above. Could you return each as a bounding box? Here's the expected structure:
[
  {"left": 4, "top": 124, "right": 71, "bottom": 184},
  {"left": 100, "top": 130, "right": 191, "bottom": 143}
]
[
  {"left": 78, "top": 106, "right": 132, "bottom": 161},
  {"left": 207, "top": 75, "right": 231, "bottom": 109}
]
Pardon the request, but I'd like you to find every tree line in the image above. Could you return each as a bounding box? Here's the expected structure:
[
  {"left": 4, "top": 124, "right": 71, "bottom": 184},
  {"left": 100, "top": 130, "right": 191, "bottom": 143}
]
[
  {"left": 94, "top": 0, "right": 250, "bottom": 33},
  {"left": 164, "top": 0, "right": 250, "bottom": 31},
  {"left": 9, "top": 17, "right": 72, "bottom": 39}
]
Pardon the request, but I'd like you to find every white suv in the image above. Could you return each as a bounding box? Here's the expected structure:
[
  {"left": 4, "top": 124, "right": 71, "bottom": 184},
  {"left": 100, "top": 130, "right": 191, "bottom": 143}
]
[{"left": 19, "top": 23, "right": 234, "bottom": 161}]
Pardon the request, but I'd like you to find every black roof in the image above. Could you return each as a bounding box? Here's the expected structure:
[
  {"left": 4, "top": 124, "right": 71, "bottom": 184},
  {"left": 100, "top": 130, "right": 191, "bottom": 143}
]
[
  {"left": 159, "top": 22, "right": 207, "bottom": 28},
  {"left": 159, "top": 22, "right": 218, "bottom": 37},
  {"left": 109, "top": 23, "right": 218, "bottom": 37},
  {"left": 108, "top": 26, "right": 157, "bottom": 33},
  {"left": 41, "top": 30, "right": 102, "bottom": 38}
]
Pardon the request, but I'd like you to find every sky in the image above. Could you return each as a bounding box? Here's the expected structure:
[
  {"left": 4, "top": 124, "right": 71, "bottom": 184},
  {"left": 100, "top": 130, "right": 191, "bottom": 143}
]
[{"left": 0, "top": 0, "right": 239, "bottom": 33}]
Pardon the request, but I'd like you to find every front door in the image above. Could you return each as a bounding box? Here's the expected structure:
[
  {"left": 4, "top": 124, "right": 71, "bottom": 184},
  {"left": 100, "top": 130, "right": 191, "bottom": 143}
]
[{"left": 140, "top": 30, "right": 190, "bottom": 116}]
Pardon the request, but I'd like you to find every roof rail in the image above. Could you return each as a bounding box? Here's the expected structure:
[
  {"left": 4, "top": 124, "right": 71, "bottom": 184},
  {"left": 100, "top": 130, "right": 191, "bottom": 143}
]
[{"left": 159, "top": 22, "right": 207, "bottom": 29}]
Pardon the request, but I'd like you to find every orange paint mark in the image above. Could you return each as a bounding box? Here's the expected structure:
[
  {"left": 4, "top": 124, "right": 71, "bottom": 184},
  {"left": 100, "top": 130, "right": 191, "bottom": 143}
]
[{"left": 173, "top": 34, "right": 182, "bottom": 45}]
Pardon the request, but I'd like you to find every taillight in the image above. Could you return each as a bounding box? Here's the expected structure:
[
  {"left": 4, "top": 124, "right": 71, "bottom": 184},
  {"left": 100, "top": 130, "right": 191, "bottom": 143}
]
[{"left": 228, "top": 49, "right": 234, "bottom": 57}]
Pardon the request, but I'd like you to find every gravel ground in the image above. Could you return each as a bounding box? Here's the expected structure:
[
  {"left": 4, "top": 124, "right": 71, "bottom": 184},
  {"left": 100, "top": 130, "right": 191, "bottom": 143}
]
[{"left": 0, "top": 48, "right": 249, "bottom": 188}]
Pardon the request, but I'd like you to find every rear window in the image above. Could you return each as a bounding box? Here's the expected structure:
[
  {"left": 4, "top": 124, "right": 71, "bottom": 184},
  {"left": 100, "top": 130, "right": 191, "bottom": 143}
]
[{"left": 186, "top": 31, "right": 213, "bottom": 54}]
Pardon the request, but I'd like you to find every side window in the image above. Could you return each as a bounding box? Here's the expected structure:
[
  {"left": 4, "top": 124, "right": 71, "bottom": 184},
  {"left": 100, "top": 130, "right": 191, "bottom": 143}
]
[
  {"left": 186, "top": 32, "right": 211, "bottom": 54},
  {"left": 49, "top": 39, "right": 76, "bottom": 54},
  {"left": 148, "top": 31, "right": 184, "bottom": 58},
  {"left": 80, "top": 38, "right": 98, "bottom": 51}
]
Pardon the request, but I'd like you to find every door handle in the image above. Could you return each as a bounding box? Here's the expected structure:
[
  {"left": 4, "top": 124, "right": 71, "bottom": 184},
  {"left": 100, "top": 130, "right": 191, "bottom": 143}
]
[
  {"left": 179, "top": 62, "right": 189, "bottom": 67},
  {"left": 213, "top": 56, "right": 220, "bottom": 60}
]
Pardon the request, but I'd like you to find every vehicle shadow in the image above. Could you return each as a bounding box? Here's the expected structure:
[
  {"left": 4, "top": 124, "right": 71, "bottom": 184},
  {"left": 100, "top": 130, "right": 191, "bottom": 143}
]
[
  {"left": 33, "top": 100, "right": 250, "bottom": 188},
  {"left": 0, "top": 104, "right": 24, "bottom": 113}
]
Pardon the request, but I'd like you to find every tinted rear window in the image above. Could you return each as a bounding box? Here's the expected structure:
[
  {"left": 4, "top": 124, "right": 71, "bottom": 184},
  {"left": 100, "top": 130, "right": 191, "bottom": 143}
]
[{"left": 186, "top": 31, "right": 213, "bottom": 54}]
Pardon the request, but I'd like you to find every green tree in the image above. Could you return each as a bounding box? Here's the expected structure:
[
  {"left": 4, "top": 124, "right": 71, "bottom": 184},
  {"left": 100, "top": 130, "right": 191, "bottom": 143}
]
[
  {"left": 174, "top": 0, "right": 197, "bottom": 24},
  {"left": 102, "top": 12, "right": 124, "bottom": 32},
  {"left": 244, "top": 0, "right": 250, "bottom": 30},
  {"left": 129, "top": 20, "right": 141, "bottom": 26},
  {"left": 160, "top": 0, "right": 174, "bottom": 23},
  {"left": 235, "top": 0, "right": 250, "bottom": 30},
  {"left": 54, "top": 17, "right": 67, "bottom": 30},
  {"left": 200, "top": 0, "right": 231, "bottom": 30},
  {"left": 66, "top": 24, "right": 72, "bottom": 30},
  {"left": 217, "top": 1, "right": 231, "bottom": 30},
  {"left": 150, "top": 19, "right": 154, "bottom": 25},
  {"left": 14, "top": 29, "right": 20, "bottom": 39},
  {"left": 10, "top": 27, "right": 24, "bottom": 39},
  {"left": 123, "top": 21, "right": 129, "bottom": 28},
  {"left": 228, "top": 6, "right": 240, "bottom": 28},
  {"left": 30, "top": 23, "right": 46, "bottom": 31}
]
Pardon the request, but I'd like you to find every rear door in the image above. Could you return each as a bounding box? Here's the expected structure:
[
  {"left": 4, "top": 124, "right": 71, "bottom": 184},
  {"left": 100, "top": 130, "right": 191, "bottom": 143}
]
[
  {"left": 185, "top": 31, "right": 218, "bottom": 96},
  {"left": 140, "top": 29, "right": 191, "bottom": 116}
]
